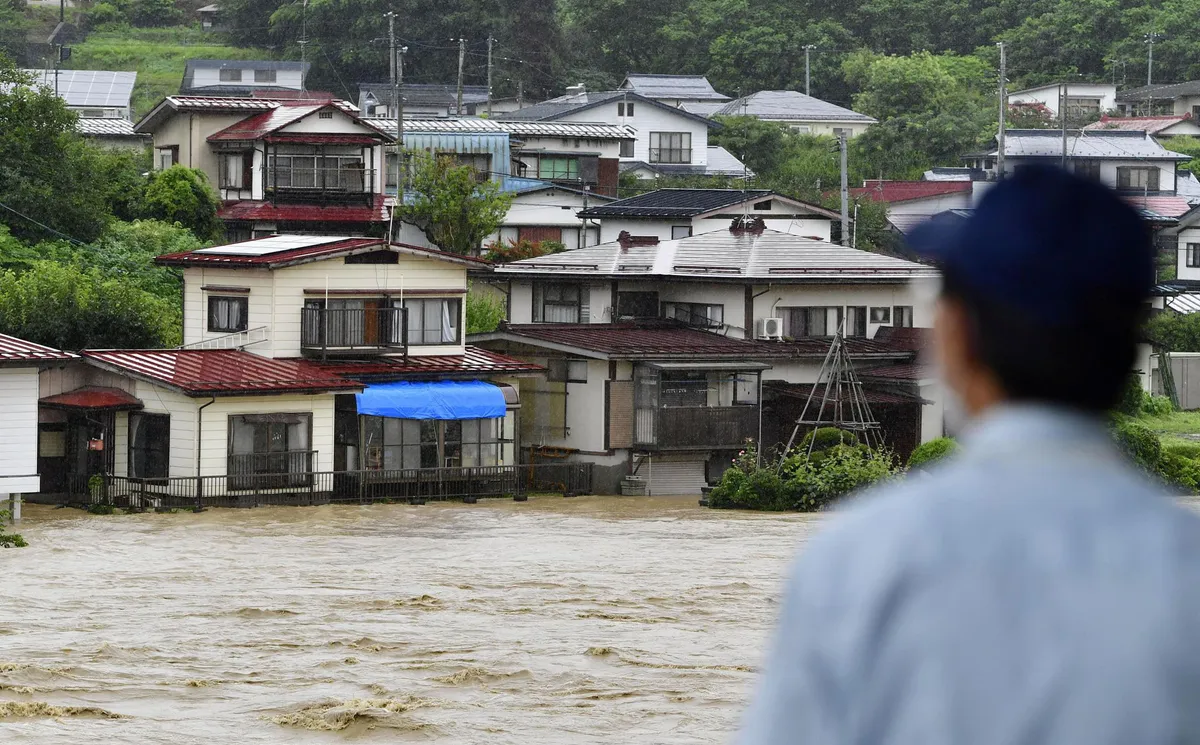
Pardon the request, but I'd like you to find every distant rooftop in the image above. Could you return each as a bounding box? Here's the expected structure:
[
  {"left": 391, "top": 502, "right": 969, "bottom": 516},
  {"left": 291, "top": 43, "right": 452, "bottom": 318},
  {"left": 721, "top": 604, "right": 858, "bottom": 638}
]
[
  {"left": 850, "top": 180, "right": 972, "bottom": 204},
  {"left": 579, "top": 188, "right": 773, "bottom": 218},
  {"left": 714, "top": 90, "right": 876, "bottom": 123},
  {"left": 364, "top": 116, "right": 635, "bottom": 141},
  {"left": 1117, "top": 81, "right": 1200, "bottom": 102},
  {"left": 181, "top": 59, "right": 308, "bottom": 94},
  {"left": 1083, "top": 114, "right": 1200, "bottom": 135},
  {"left": 359, "top": 83, "right": 490, "bottom": 109},
  {"left": 498, "top": 90, "right": 718, "bottom": 127},
  {"left": 994, "top": 129, "right": 1191, "bottom": 160},
  {"left": 619, "top": 74, "right": 730, "bottom": 102},
  {"left": 23, "top": 69, "right": 136, "bottom": 109}
]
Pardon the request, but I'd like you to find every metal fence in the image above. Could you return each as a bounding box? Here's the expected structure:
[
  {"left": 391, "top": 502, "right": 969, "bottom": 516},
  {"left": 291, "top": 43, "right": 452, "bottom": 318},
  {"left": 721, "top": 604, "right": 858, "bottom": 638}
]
[{"left": 63, "top": 462, "right": 593, "bottom": 510}]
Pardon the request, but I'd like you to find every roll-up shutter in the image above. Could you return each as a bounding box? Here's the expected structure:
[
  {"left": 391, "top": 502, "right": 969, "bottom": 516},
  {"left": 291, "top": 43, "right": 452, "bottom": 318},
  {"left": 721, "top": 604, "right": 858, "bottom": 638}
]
[{"left": 644, "top": 458, "right": 706, "bottom": 496}]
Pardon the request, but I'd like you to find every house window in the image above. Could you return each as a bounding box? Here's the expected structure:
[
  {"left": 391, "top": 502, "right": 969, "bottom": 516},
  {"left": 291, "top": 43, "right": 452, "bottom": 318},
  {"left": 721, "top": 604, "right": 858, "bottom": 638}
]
[
  {"left": 1066, "top": 97, "right": 1101, "bottom": 116},
  {"left": 1074, "top": 159, "right": 1101, "bottom": 181},
  {"left": 362, "top": 416, "right": 506, "bottom": 469},
  {"left": 650, "top": 132, "right": 692, "bottom": 163},
  {"left": 155, "top": 146, "right": 178, "bottom": 170},
  {"left": 254, "top": 68, "right": 277, "bottom": 83},
  {"left": 1187, "top": 243, "right": 1200, "bottom": 268},
  {"left": 219, "top": 68, "right": 243, "bottom": 82},
  {"left": 208, "top": 296, "right": 248, "bottom": 333},
  {"left": 439, "top": 152, "right": 491, "bottom": 182},
  {"left": 318, "top": 110, "right": 334, "bottom": 119},
  {"left": 1117, "top": 166, "right": 1160, "bottom": 191},
  {"left": 1193, "top": 105, "right": 1200, "bottom": 119},
  {"left": 782, "top": 306, "right": 841, "bottom": 337},
  {"left": 400, "top": 298, "right": 461, "bottom": 345},
  {"left": 869, "top": 306, "right": 891, "bottom": 324},
  {"left": 269, "top": 145, "right": 366, "bottom": 191},
  {"left": 547, "top": 359, "right": 588, "bottom": 383},
  {"left": 617, "top": 102, "right": 634, "bottom": 117},
  {"left": 619, "top": 139, "right": 635, "bottom": 158},
  {"left": 128, "top": 412, "right": 169, "bottom": 479},
  {"left": 532, "top": 283, "right": 582, "bottom": 323},
  {"left": 832, "top": 127, "right": 851, "bottom": 138},
  {"left": 893, "top": 306, "right": 914, "bottom": 328},
  {"left": 662, "top": 302, "right": 723, "bottom": 328},
  {"left": 790, "top": 124, "right": 811, "bottom": 133},
  {"left": 616, "top": 291, "right": 659, "bottom": 319},
  {"left": 671, "top": 225, "right": 692, "bottom": 239},
  {"left": 228, "top": 413, "right": 312, "bottom": 485},
  {"left": 218, "top": 152, "right": 250, "bottom": 189},
  {"left": 538, "top": 156, "right": 579, "bottom": 180},
  {"left": 846, "top": 306, "right": 867, "bottom": 337}
]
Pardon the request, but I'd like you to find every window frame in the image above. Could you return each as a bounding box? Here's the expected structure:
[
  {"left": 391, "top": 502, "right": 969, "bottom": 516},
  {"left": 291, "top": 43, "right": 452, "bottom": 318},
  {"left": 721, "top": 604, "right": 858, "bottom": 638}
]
[
  {"left": 226, "top": 413, "right": 313, "bottom": 486},
  {"left": 893, "top": 305, "right": 914, "bottom": 328},
  {"left": 671, "top": 225, "right": 693, "bottom": 239},
  {"left": 846, "top": 306, "right": 867, "bottom": 337},
  {"left": 662, "top": 301, "right": 723, "bottom": 328},
  {"left": 532, "top": 283, "right": 582, "bottom": 323},
  {"left": 362, "top": 416, "right": 508, "bottom": 469},
  {"left": 782, "top": 306, "right": 841, "bottom": 337},
  {"left": 254, "top": 68, "right": 277, "bottom": 83},
  {"left": 219, "top": 68, "right": 243, "bottom": 82},
  {"left": 128, "top": 412, "right": 170, "bottom": 480},
  {"left": 649, "top": 131, "right": 692, "bottom": 164},
  {"left": 155, "top": 146, "right": 178, "bottom": 170},
  {"left": 537, "top": 156, "right": 579, "bottom": 180},
  {"left": 869, "top": 306, "right": 892, "bottom": 324},
  {"left": 207, "top": 295, "right": 249, "bottom": 333},
  {"left": 1187, "top": 243, "right": 1200, "bottom": 268},
  {"left": 400, "top": 297, "right": 462, "bottom": 346},
  {"left": 1116, "top": 165, "right": 1160, "bottom": 191},
  {"left": 619, "top": 139, "right": 635, "bottom": 158}
]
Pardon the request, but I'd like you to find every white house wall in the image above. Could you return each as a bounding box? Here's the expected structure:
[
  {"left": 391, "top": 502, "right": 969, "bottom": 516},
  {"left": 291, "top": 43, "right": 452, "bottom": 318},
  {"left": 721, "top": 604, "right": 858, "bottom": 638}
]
[
  {"left": 1008, "top": 84, "right": 1117, "bottom": 116},
  {"left": 754, "top": 282, "right": 935, "bottom": 340},
  {"left": 777, "top": 120, "right": 872, "bottom": 138},
  {"left": 190, "top": 67, "right": 304, "bottom": 91},
  {"left": 184, "top": 266, "right": 274, "bottom": 350},
  {"left": 0, "top": 368, "right": 40, "bottom": 493},
  {"left": 596, "top": 214, "right": 833, "bottom": 244},
  {"left": 1177, "top": 226, "right": 1200, "bottom": 280},
  {"left": 132, "top": 382, "right": 198, "bottom": 479},
  {"left": 198, "top": 394, "right": 337, "bottom": 477},
  {"left": 887, "top": 193, "right": 972, "bottom": 216},
  {"left": 517, "top": 134, "right": 623, "bottom": 160},
  {"left": 559, "top": 103, "right": 709, "bottom": 166},
  {"left": 1007, "top": 156, "right": 1177, "bottom": 193}
]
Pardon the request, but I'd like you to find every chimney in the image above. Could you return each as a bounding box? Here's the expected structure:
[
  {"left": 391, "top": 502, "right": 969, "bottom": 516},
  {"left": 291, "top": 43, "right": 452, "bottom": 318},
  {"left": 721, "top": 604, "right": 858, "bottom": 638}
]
[{"left": 617, "top": 230, "right": 659, "bottom": 249}]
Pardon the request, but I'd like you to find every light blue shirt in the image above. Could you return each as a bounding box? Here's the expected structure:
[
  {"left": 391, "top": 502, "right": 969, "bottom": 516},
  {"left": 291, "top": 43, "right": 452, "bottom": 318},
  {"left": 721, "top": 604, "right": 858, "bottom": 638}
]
[{"left": 739, "top": 404, "right": 1200, "bottom": 745}]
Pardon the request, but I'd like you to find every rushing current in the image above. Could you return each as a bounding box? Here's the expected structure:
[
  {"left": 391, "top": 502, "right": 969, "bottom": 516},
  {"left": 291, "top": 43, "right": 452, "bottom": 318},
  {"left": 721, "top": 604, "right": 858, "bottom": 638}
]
[{"left": 0, "top": 496, "right": 823, "bottom": 743}]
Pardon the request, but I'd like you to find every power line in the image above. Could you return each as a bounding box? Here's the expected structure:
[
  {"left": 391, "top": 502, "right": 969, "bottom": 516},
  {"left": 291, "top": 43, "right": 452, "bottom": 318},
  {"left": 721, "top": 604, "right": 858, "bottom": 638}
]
[{"left": 0, "top": 201, "right": 84, "bottom": 245}]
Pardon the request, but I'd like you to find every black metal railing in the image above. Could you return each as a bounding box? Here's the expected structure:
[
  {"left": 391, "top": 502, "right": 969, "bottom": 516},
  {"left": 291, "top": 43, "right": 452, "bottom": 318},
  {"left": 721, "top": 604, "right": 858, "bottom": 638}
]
[
  {"left": 301, "top": 306, "right": 407, "bottom": 355},
  {"left": 228, "top": 450, "right": 317, "bottom": 490},
  {"left": 266, "top": 166, "right": 376, "bottom": 194},
  {"left": 59, "top": 463, "right": 594, "bottom": 510},
  {"left": 634, "top": 406, "right": 757, "bottom": 449}
]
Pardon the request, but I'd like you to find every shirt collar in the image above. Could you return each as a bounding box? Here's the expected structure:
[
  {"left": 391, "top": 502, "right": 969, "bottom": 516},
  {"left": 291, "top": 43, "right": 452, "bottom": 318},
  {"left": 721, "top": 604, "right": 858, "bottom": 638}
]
[{"left": 961, "top": 402, "right": 1113, "bottom": 455}]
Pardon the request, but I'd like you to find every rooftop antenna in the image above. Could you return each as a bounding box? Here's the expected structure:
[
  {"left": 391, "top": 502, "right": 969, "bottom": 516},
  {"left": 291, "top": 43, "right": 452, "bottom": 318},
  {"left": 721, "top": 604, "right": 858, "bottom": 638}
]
[{"left": 781, "top": 321, "right": 884, "bottom": 458}]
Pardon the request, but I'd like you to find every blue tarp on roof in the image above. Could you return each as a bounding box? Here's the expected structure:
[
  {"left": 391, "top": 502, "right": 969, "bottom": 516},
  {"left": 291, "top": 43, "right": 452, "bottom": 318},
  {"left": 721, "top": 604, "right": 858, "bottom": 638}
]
[{"left": 355, "top": 380, "right": 505, "bottom": 420}]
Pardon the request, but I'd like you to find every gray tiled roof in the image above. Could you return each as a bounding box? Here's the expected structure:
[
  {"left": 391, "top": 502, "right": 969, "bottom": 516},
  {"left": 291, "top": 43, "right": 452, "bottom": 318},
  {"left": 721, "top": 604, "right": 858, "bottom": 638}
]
[
  {"left": 363, "top": 116, "right": 634, "bottom": 140},
  {"left": 359, "top": 83, "right": 489, "bottom": 108},
  {"left": 1116, "top": 81, "right": 1200, "bottom": 102},
  {"left": 578, "top": 188, "right": 772, "bottom": 218},
  {"left": 23, "top": 69, "right": 136, "bottom": 109},
  {"left": 716, "top": 90, "right": 875, "bottom": 123},
  {"left": 994, "top": 129, "right": 1191, "bottom": 160},
  {"left": 494, "top": 228, "right": 934, "bottom": 281},
  {"left": 498, "top": 91, "right": 718, "bottom": 127},
  {"left": 76, "top": 117, "right": 144, "bottom": 137},
  {"left": 620, "top": 74, "right": 730, "bottom": 101}
]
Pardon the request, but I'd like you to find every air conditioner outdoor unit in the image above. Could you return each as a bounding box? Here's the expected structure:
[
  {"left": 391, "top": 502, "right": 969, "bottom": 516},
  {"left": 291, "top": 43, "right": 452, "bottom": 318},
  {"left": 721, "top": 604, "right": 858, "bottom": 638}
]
[{"left": 756, "top": 317, "right": 784, "bottom": 340}]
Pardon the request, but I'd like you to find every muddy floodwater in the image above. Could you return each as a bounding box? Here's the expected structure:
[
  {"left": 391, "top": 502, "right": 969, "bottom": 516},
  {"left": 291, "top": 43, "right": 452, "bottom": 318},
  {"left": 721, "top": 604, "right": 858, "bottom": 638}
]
[{"left": 0, "top": 496, "right": 822, "bottom": 743}]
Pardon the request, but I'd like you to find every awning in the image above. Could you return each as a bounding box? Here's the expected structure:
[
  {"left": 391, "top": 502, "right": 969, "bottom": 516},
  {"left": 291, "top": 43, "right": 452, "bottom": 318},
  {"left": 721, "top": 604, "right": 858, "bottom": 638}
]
[
  {"left": 39, "top": 386, "right": 143, "bottom": 410},
  {"left": 355, "top": 380, "right": 507, "bottom": 420}
]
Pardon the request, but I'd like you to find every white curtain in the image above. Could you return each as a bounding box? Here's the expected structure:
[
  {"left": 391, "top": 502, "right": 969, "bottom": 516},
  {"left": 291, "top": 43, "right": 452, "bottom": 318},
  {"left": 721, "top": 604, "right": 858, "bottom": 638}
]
[{"left": 543, "top": 304, "right": 578, "bottom": 323}]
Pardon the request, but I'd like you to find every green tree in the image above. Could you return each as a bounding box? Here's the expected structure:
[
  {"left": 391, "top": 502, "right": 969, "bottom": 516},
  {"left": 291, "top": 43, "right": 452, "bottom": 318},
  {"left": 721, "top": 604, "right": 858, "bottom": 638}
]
[
  {"left": 401, "top": 153, "right": 512, "bottom": 255},
  {"left": 139, "top": 166, "right": 222, "bottom": 241},
  {"left": 0, "top": 261, "right": 181, "bottom": 349},
  {"left": 466, "top": 284, "right": 506, "bottom": 334}
]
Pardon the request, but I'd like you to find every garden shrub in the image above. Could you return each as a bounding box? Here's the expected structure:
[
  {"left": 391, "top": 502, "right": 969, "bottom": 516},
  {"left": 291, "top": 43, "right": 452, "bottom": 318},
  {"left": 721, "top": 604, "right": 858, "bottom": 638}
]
[
  {"left": 1111, "top": 419, "right": 1162, "bottom": 473},
  {"left": 907, "top": 437, "right": 958, "bottom": 469},
  {"left": 789, "top": 444, "right": 899, "bottom": 511},
  {"left": 798, "top": 427, "right": 858, "bottom": 453},
  {"left": 1165, "top": 442, "right": 1200, "bottom": 460},
  {"left": 1116, "top": 374, "right": 1147, "bottom": 416},
  {"left": 1159, "top": 452, "right": 1200, "bottom": 493},
  {"left": 1142, "top": 395, "right": 1175, "bottom": 417}
]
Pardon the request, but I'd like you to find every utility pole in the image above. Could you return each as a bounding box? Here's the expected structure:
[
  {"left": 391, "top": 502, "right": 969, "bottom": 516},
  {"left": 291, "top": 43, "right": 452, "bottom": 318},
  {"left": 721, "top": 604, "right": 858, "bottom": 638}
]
[
  {"left": 580, "top": 184, "right": 589, "bottom": 249},
  {"left": 1061, "top": 83, "right": 1068, "bottom": 170},
  {"left": 1145, "top": 32, "right": 1162, "bottom": 87},
  {"left": 804, "top": 45, "right": 815, "bottom": 96},
  {"left": 455, "top": 37, "right": 466, "bottom": 116},
  {"left": 387, "top": 14, "right": 406, "bottom": 207},
  {"left": 838, "top": 131, "right": 849, "bottom": 247},
  {"left": 486, "top": 35, "right": 494, "bottom": 118},
  {"left": 517, "top": 79, "right": 524, "bottom": 109},
  {"left": 299, "top": 0, "right": 308, "bottom": 90},
  {"left": 997, "top": 42, "right": 1006, "bottom": 180}
]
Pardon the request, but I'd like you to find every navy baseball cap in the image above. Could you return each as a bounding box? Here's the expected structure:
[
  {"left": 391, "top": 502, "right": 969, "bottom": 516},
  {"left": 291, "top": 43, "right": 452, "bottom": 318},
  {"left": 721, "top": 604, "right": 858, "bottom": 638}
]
[{"left": 906, "top": 164, "right": 1154, "bottom": 324}]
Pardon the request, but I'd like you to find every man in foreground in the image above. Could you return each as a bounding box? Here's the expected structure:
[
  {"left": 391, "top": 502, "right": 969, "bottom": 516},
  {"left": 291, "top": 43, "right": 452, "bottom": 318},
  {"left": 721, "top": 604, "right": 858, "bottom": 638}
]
[{"left": 739, "top": 164, "right": 1200, "bottom": 745}]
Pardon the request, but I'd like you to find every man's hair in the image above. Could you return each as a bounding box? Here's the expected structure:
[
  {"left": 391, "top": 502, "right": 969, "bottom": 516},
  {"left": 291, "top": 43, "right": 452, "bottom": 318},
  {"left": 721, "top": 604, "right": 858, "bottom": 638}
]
[{"left": 941, "top": 268, "right": 1146, "bottom": 413}]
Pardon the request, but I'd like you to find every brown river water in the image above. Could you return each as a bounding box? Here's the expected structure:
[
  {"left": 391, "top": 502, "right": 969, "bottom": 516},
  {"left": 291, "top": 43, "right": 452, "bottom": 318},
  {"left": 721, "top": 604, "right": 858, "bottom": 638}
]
[{"left": 0, "top": 496, "right": 823, "bottom": 744}]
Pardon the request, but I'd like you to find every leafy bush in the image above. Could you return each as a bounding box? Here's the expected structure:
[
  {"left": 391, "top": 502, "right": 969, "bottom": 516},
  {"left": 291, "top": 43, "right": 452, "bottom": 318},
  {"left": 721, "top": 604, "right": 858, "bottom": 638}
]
[
  {"left": 1111, "top": 419, "right": 1163, "bottom": 473},
  {"left": 140, "top": 167, "right": 222, "bottom": 241},
  {"left": 483, "top": 238, "right": 565, "bottom": 263},
  {"left": 1116, "top": 374, "right": 1148, "bottom": 416},
  {"left": 908, "top": 437, "right": 958, "bottom": 469},
  {"left": 1165, "top": 442, "right": 1200, "bottom": 460},
  {"left": 798, "top": 427, "right": 858, "bottom": 453},
  {"left": 84, "top": 3, "right": 125, "bottom": 29},
  {"left": 1143, "top": 395, "right": 1175, "bottom": 417},
  {"left": 1159, "top": 452, "right": 1200, "bottom": 494},
  {"left": 465, "top": 285, "right": 505, "bottom": 334},
  {"left": 789, "top": 444, "right": 899, "bottom": 511}
]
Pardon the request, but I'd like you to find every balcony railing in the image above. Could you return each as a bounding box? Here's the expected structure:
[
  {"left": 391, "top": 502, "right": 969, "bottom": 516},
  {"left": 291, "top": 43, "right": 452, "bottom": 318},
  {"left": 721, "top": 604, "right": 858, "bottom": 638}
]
[
  {"left": 228, "top": 450, "right": 317, "bottom": 489},
  {"left": 267, "top": 166, "right": 376, "bottom": 193},
  {"left": 301, "top": 306, "right": 407, "bottom": 356},
  {"left": 634, "top": 406, "right": 757, "bottom": 449}
]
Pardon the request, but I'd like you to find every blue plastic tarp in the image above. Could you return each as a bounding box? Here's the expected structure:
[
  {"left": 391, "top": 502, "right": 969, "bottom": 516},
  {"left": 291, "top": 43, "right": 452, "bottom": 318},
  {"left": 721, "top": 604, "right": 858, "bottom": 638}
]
[{"left": 355, "top": 380, "right": 506, "bottom": 420}]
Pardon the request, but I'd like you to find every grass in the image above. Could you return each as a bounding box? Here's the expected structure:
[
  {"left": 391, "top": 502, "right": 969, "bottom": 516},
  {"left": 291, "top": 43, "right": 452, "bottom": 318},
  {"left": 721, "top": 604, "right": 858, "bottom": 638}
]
[
  {"left": 66, "top": 25, "right": 274, "bottom": 117},
  {"left": 1137, "top": 410, "right": 1200, "bottom": 436}
]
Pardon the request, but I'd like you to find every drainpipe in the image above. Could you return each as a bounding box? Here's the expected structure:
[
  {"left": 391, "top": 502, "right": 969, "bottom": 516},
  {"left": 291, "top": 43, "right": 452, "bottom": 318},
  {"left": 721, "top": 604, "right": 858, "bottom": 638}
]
[{"left": 195, "top": 396, "right": 215, "bottom": 512}]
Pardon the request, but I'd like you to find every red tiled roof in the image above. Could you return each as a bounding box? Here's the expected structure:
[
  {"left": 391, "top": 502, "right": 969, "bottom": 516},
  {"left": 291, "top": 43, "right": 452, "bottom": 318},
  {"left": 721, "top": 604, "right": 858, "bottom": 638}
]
[
  {"left": 301, "top": 347, "right": 545, "bottom": 379},
  {"left": 1124, "top": 195, "right": 1193, "bottom": 219},
  {"left": 208, "top": 102, "right": 391, "bottom": 143},
  {"left": 860, "top": 362, "right": 934, "bottom": 381},
  {"left": 1084, "top": 114, "right": 1196, "bottom": 134},
  {"left": 39, "top": 386, "right": 143, "bottom": 410},
  {"left": 82, "top": 350, "right": 362, "bottom": 396},
  {"left": 155, "top": 235, "right": 489, "bottom": 269},
  {"left": 849, "top": 180, "right": 972, "bottom": 204},
  {"left": 871, "top": 325, "right": 932, "bottom": 352},
  {"left": 489, "top": 323, "right": 788, "bottom": 359},
  {"left": 0, "top": 333, "right": 75, "bottom": 364},
  {"left": 216, "top": 198, "right": 390, "bottom": 224}
]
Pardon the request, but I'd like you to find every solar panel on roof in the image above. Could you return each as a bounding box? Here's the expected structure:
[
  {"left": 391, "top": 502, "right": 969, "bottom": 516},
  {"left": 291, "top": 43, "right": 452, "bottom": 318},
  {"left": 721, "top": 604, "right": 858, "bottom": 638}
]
[
  {"left": 24, "top": 69, "right": 136, "bottom": 109},
  {"left": 195, "top": 234, "right": 355, "bottom": 256}
]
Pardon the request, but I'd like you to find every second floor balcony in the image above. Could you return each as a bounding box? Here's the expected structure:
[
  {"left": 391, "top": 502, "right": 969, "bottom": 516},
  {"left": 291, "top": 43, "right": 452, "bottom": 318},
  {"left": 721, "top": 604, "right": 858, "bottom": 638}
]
[
  {"left": 632, "top": 365, "right": 763, "bottom": 450},
  {"left": 301, "top": 305, "right": 407, "bottom": 357},
  {"left": 266, "top": 154, "right": 377, "bottom": 205}
]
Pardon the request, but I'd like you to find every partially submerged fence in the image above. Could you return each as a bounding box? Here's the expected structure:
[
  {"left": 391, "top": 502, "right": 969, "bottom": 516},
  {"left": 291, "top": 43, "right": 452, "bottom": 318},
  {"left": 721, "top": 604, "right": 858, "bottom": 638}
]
[{"left": 63, "top": 463, "right": 594, "bottom": 510}]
